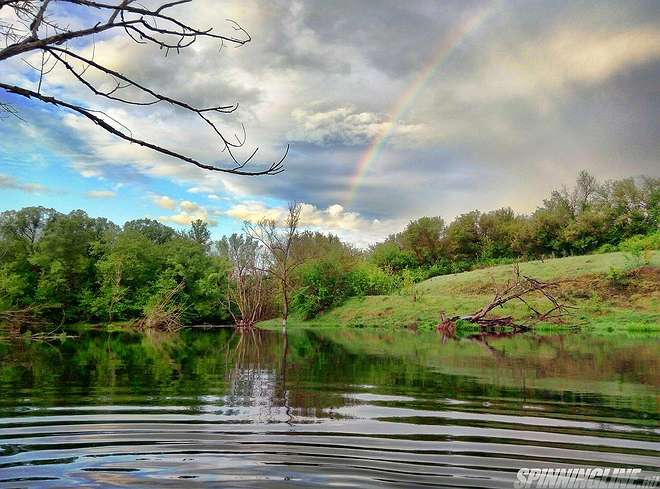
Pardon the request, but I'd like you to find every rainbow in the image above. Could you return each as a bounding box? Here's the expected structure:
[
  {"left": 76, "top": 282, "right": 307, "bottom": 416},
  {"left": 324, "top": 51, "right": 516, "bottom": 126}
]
[{"left": 344, "top": 2, "right": 498, "bottom": 206}]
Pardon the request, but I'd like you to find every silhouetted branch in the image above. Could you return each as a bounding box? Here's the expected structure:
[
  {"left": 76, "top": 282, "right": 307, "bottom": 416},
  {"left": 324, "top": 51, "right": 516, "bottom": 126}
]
[{"left": 0, "top": 0, "right": 286, "bottom": 176}]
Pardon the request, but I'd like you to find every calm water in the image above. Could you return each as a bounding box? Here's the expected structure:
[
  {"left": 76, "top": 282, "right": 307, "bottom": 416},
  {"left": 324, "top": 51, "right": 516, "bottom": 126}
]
[{"left": 0, "top": 327, "right": 658, "bottom": 488}]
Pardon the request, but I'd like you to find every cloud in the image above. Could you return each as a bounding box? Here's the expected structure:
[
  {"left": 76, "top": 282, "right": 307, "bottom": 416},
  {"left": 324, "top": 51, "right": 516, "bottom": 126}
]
[
  {"left": 288, "top": 106, "right": 423, "bottom": 146},
  {"left": 224, "top": 201, "right": 403, "bottom": 247},
  {"left": 0, "top": 173, "right": 47, "bottom": 193},
  {"left": 448, "top": 26, "right": 660, "bottom": 109},
  {"left": 159, "top": 199, "right": 219, "bottom": 226},
  {"left": 86, "top": 190, "right": 116, "bottom": 198},
  {"left": 151, "top": 194, "right": 177, "bottom": 210},
  {"left": 2, "top": 0, "right": 659, "bottom": 243}
]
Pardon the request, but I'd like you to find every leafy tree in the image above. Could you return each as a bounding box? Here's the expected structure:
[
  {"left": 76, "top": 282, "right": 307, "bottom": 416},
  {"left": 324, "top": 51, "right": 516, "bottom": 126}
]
[
  {"left": 87, "top": 230, "right": 161, "bottom": 321},
  {"left": 29, "top": 210, "right": 118, "bottom": 318},
  {"left": 400, "top": 216, "right": 445, "bottom": 265},
  {"left": 445, "top": 211, "right": 481, "bottom": 261},
  {"left": 188, "top": 219, "right": 212, "bottom": 251},
  {"left": 124, "top": 219, "right": 176, "bottom": 244},
  {"left": 370, "top": 241, "right": 417, "bottom": 271},
  {"left": 478, "top": 208, "right": 517, "bottom": 258}
]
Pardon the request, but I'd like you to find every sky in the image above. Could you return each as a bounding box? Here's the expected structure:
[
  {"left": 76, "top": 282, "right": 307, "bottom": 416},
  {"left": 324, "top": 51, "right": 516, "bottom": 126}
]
[{"left": 1, "top": 0, "right": 659, "bottom": 246}]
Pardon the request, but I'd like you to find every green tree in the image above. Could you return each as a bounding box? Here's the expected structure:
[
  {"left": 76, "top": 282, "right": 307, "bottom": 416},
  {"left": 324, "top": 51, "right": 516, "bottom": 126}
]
[
  {"left": 29, "top": 210, "right": 118, "bottom": 318},
  {"left": 188, "top": 219, "right": 211, "bottom": 251},
  {"left": 124, "top": 218, "right": 176, "bottom": 244},
  {"left": 445, "top": 211, "right": 481, "bottom": 261},
  {"left": 400, "top": 216, "right": 445, "bottom": 265}
]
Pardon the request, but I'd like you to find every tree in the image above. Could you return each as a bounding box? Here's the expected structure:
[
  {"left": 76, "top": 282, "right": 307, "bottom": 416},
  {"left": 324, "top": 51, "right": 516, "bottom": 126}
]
[
  {"left": 0, "top": 206, "right": 59, "bottom": 252},
  {"left": 91, "top": 229, "right": 160, "bottom": 321},
  {"left": 478, "top": 208, "right": 517, "bottom": 258},
  {"left": 218, "top": 233, "right": 267, "bottom": 328},
  {"left": 188, "top": 219, "right": 211, "bottom": 251},
  {"left": 124, "top": 219, "right": 175, "bottom": 244},
  {"left": 0, "top": 0, "right": 287, "bottom": 175},
  {"left": 245, "top": 202, "right": 301, "bottom": 330},
  {"left": 400, "top": 216, "right": 445, "bottom": 265},
  {"left": 445, "top": 211, "right": 481, "bottom": 261},
  {"left": 29, "top": 210, "right": 118, "bottom": 318}
]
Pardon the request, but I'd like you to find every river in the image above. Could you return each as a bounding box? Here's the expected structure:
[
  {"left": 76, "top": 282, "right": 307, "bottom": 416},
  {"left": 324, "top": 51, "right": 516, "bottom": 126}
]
[{"left": 0, "top": 327, "right": 658, "bottom": 487}]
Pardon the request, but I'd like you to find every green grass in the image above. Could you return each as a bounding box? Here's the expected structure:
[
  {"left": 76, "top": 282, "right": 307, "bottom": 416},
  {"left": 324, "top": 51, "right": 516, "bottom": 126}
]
[{"left": 260, "top": 251, "right": 660, "bottom": 333}]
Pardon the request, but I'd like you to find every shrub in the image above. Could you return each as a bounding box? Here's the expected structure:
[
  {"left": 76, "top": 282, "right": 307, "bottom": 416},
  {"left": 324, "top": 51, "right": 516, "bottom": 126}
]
[
  {"left": 348, "top": 263, "right": 400, "bottom": 296},
  {"left": 618, "top": 231, "right": 660, "bottom": 253},
  {"left": 596, "top": 243, "right": 618, "bottom": 254},
  {"left": 292, "top": 258, "right": 352, "bottom": 319}
]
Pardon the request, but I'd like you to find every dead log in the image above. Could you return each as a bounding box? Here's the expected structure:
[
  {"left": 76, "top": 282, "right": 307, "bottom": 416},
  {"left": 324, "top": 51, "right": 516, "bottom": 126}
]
[{"left": 437, "top": 264, "right": 575, "bottom": 332}]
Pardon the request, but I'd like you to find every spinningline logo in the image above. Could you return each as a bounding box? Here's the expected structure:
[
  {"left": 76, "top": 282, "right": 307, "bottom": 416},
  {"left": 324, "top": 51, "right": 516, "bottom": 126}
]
[{"left": 514, "top": 467, "right": 659, "bottom": 489}]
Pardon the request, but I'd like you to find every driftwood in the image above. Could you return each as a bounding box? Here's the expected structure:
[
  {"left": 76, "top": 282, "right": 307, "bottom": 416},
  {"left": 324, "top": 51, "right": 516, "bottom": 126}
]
[
  {"left": 437, "top": 265, "right": 574, "bottom": 332},
  {"left": 0, "top": 307, "right": 77, "bottom": 342},
  {"left": 0, "top": 306, "right": 50, "bottom": 329},
  {"left": 135, "top": 281, "right": 186, "bottom": 332}
]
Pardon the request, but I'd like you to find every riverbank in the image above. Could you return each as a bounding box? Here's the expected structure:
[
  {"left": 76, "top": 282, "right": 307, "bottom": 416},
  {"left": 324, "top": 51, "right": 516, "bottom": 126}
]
[{"left": 260, "top": 251, "right": 660, "bottom": 333}]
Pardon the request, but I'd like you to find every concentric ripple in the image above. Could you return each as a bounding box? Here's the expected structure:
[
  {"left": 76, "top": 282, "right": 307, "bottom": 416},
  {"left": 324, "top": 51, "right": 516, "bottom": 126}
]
[{"left": 0, "top": 328, "right": 658, "bottom": 487}]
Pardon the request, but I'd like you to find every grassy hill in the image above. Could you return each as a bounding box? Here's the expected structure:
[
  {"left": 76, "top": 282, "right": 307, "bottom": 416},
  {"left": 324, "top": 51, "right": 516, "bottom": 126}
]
[{"left": 261, "top": 251, "right": 660, "bottom": 333}]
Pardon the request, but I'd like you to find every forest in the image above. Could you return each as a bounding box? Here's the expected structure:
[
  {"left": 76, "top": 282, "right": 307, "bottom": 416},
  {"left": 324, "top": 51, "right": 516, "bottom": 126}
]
[{"left": 1, "top": 171, "right": 658, "bottom": 328}]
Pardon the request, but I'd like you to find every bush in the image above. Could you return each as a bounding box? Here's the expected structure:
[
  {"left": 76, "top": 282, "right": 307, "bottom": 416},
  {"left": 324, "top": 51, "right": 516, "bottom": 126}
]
[
  {"left": 292, "top": 258, "right": 352, "bottom": 319},
  {"left": 348, "top": 263, "right": 400, "bottom": 296},
  {"left": 596, "top": 243, "right": 618, "bottom": 254},
  {"left": 618, "top": 231, "right": 660, "bottom": 253}
]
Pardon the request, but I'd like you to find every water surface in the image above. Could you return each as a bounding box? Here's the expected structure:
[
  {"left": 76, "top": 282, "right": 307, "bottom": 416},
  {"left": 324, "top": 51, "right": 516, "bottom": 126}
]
[{"left": 0, "top": 327, "right": 658, "bottom": 487}]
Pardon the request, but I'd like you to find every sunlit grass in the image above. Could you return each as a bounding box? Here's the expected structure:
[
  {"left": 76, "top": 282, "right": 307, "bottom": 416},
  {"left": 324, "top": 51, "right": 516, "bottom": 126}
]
[{"left": 261, "top": 251, "right": 659, "bottom": 333}]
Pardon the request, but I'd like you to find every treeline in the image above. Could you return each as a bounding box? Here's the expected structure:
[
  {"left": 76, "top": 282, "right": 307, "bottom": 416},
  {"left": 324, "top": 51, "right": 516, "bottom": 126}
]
[
  {"left": 0, "top": 211, "right": 230, "bottom": 324},
  {"left": 0, "top": 171, "right": 658, "bottom": 326},
  {"left": 372, "top": 172, "right": 658, "bottom": 272}
]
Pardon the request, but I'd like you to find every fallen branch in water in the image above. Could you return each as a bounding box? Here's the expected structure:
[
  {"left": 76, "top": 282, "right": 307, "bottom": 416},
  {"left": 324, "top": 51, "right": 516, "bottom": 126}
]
[
  {"left": 437, "top": 264, "right": 575, "bottom": 332},
  {"left": 0, "top": 321, "right": 77, "bottom": 343},
  {"left": 0, "top": 305, "right": 50, "bottom": 329},
  {"left": 135, "top": 281, "right": 186, "bottom": 332}
]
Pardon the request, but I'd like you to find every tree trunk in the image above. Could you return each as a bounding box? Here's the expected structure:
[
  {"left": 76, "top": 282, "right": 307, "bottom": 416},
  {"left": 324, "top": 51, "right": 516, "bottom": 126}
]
[{"left": 281, "top": 279, "right": 289, "bottom": 332}]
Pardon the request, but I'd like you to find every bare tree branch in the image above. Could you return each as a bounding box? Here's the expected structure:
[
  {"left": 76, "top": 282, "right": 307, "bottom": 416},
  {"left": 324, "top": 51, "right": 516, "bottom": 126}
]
[
  {"left": 0, "top": 0, "right": 285, "bottom": 176},
  {"left": 0, "top": 81, "right": 287, "bottom": 175}
]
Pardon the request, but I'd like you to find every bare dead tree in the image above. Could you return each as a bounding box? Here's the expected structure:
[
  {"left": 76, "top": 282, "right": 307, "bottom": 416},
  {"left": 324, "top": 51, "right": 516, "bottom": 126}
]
[
  {"left": 218, "top": 233, "right": 267, "bottom": 329},
  {"left": 0, "top": 0, "right": 287, "bottom": 175},
  {"left": 244, "top": 202, "right": 301, "bottom": 331}
]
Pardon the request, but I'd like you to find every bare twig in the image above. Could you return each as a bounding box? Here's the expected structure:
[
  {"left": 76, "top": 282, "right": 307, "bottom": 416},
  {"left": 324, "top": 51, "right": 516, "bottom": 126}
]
[{"left": 0, "top": 0, "right": 286, "bottom": 176}]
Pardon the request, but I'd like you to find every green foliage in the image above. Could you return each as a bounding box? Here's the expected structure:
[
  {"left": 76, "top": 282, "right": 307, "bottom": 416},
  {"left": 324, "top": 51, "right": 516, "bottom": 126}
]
[
  {"left": 0, "top": 209, "right": 230, "bottom": 325},
  {"left": 292, "top": 257, "right": 352, "bottom": 319},
  {"left": 292, "top": 256, "right": 401, "bottom": 320},
  {"left": 618, "top": 231, "right": 660, "bottom": 253},
  {"left": 1, "top": 171, "right": 658, "bottom": 326},
  {"left": 366, "top": 172, "right": 658, "bottom": 287},
  {"left": 370, "top": 241, "right": 417, "bottom": 271},
  {"left": 348, "top": 262, "right": 400, "bottom": 296},
  {"left": 187, "top": 219, "right": 211, "bottom": 251},
  {"left": 123, "top": 218, "right": 176, "bottom": 244}
]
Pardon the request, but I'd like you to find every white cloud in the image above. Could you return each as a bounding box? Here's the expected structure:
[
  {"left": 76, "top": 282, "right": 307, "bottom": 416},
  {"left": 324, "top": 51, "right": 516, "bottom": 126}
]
[
  {"left": 0, "top": 173, "right": 47, "bottom": 194},
  {"left": 449, "top": 27, "right": 660, "bottom": 108},
  {"left": 288, "top": 106, "right": 423, "bottom": 146},
  {"left": 86, "top": 190, "right": 116, "bottom": 198},
  {"left": 158, "top": 199, "right": 218, "bottom": 226},
  {"left": 224, "top": 201, "right": 403, "bottom": 247},
  {"left": 151, "top": 194, "right": 177, "bottom": 210},
  {"left": 4, "top": 0, "right": 659, "bottom": 244}
]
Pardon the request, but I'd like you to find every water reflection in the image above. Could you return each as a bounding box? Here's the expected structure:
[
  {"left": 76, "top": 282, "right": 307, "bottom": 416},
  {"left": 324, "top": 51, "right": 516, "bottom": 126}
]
[{"left": 0, "top": 327, "right": 658, "bottom": 487}]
